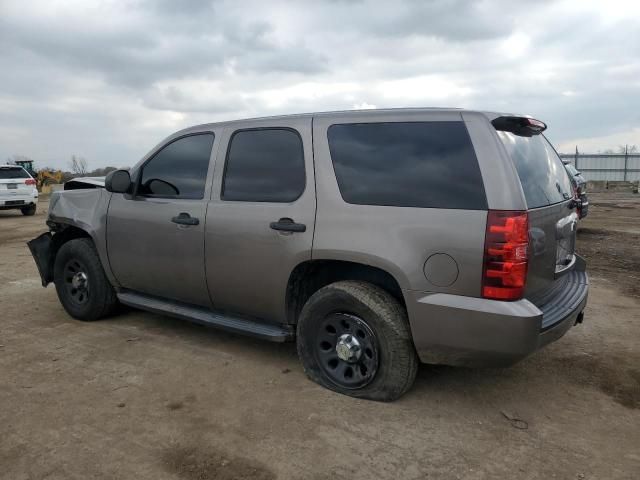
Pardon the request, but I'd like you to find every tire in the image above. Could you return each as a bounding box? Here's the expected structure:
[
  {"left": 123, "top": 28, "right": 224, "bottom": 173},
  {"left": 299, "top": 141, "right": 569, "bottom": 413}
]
[
  {"left": 297, "top": 280, "right": 418, "bottom": 401},
  {"left": 21, "top": 205, "right": 36, "bottom": 216},
  {"left": 53, "top": 238, "right": 118, "bottom": 321}
]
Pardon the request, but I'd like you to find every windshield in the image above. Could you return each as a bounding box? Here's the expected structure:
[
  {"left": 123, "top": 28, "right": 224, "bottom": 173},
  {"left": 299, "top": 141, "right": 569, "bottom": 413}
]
[
  {"left": 497, "top": 131, "right": 573, "bottom": 209},
  {"left": 0, "top": 167, "right": 30, "bottom": 179}
]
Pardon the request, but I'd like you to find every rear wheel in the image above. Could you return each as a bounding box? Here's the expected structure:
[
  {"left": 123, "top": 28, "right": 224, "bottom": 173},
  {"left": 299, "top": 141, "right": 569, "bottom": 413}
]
[
  {"left": 53, "top": 238, "right": 118, "bottom": 321},
  {"left": 21, "top": 205, "right": 36, "bottom": 216},
  {"left": 297, "top": 280, "right": 418, "bottom": 401}
]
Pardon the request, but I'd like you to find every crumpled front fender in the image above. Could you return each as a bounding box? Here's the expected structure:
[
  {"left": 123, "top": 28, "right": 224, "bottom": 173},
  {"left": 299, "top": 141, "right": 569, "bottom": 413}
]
[{"left": 27, "top": 188, "right": 118, "bottom": 288}]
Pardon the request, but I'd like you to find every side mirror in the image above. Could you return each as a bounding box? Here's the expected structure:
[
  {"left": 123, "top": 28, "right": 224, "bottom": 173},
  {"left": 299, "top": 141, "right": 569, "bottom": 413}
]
[
  {"left": 105, "top": 169, "right": 132, "bottom": 194},
  {"left": 145, "top": 178, "right": 179, "bottom": 196}
]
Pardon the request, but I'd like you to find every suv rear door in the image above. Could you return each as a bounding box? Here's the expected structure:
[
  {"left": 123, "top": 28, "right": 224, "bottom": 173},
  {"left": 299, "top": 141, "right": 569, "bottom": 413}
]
[
  {"left": 205, "top": 117, "right": 315, "bottom": 324},
  {"left": 493, "top": 119, "right": 579, "bottom": 303}
]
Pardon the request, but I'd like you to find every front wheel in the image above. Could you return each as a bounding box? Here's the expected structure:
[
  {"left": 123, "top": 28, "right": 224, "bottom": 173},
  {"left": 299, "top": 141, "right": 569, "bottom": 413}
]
[
  {"left": 53, "top": 238, "right": 118, "bottom": 321},
  {"left": 297, "top": 281, "right": 418, "bottom": 401}
]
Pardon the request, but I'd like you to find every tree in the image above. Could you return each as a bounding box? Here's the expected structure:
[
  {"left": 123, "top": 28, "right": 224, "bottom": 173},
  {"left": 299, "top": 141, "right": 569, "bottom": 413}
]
[
  {"left": 617, "top": 145, "right": 638, "bottom": 154},
  {"left": 69, "top": 155, "right": 88, "bottom": 175},
  {"left": 86, "top": 166, "right": 118, "bottom": 177}
]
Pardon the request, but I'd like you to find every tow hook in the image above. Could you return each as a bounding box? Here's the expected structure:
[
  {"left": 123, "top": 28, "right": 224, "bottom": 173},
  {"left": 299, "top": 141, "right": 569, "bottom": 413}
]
[{"left": 575, "top": 311, "right": 584, "bottom": 325}]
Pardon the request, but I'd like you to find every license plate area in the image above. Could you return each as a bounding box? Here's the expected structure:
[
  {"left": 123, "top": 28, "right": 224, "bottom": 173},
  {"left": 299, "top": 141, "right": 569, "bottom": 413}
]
[{"left": 7, "top": 183, "right": 18, "bottom": 189}]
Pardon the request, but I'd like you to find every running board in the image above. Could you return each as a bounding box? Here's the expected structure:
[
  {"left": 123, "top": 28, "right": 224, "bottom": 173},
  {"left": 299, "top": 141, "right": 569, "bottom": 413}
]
[{"left": 117, "top": 291, "right": 295, "bottom": 342}]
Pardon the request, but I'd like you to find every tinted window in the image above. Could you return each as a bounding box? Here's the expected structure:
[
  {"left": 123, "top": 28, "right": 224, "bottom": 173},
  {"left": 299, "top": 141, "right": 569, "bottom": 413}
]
[
  {"left": 222, "top": 128, "right": 305, "bottom": 202},
  {"left": 497, "top": 131, "right": 573, "bottom": 209},
  {"left": 139, "top": 133, "right": 214, "bottom": 199},
  {"left": 327, "top": 122, "right": 487, "bottom": 209},
  {"left": 0, "top": 167, "right": 30, "bottom": 179}
]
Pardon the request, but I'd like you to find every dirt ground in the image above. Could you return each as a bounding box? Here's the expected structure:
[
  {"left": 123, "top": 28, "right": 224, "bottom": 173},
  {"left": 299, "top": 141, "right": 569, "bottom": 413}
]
[{"left": 1, "top": 194, "right": 639, "bottom": 480}]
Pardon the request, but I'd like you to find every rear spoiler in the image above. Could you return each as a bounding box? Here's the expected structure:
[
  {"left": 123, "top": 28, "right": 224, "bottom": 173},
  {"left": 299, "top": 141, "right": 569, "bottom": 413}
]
[{"left": 491, "top": 116, "right": 547, "bottom": 137}]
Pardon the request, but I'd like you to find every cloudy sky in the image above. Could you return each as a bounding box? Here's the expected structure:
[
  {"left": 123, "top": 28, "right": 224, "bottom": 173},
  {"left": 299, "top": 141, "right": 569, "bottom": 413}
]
[{"left": 1, "top": 0, "right": 639, "bottom": 170}]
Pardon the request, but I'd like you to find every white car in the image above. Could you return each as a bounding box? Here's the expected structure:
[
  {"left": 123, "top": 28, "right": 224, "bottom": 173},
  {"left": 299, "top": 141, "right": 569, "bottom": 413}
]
[{"left": 0, "top": 165, "right": 38, "bottom": 215}]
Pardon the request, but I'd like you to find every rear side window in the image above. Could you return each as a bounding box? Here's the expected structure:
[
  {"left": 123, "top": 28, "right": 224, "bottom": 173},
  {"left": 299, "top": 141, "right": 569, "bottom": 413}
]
[
  {"left": 222, "top": 128, "right": 305, "bottom": 202},
  {"left": 139, "top": 133, "right": 214, "bottom": 199},
  {"left": 497, "top": 131, "right": 573, "bottom": 209},
  {"left": 327, "top": 122, "right": 487, "bottom": 209},
  {"left": 0, "top": 167, "right": 30, "bottom": 179}
]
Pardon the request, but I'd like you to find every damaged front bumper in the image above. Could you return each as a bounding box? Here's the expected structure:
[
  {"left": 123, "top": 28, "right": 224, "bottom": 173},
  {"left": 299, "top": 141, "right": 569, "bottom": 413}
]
[{"left": 27, "top": 232, "right": 54, "bottom": 287}]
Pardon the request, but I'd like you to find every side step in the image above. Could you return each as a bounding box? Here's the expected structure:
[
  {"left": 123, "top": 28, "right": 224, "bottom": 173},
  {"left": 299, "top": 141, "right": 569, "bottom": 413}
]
[{"left": 117, "top": 291, "right": 295, "bottom": 342}]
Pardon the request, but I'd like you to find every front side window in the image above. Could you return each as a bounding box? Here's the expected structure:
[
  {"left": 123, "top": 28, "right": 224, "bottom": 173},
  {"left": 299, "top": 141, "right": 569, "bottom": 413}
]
[
  {"left": 222, "top": 128, "right": 305, "bottom": 202},
  {"left": 139, "top": 133, "right": 214, "bottom": 199},
  {"left": 327, "top": 121, "right": 487, "bottom": 209}
]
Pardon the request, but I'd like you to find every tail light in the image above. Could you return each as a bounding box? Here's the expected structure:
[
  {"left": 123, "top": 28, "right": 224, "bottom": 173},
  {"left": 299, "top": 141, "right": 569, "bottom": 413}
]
[
  {"left": 482, "top": 210, "right": 529, "bottom": 301},
  {"left": 25, "top": 178, "right": 36, "bottom": 186}
]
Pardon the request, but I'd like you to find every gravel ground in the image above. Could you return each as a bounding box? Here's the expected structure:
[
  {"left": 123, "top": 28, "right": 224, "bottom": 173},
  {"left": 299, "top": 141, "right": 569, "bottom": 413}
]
[{"left": 0, "top": 195, "right": 639, "bottom": 480}]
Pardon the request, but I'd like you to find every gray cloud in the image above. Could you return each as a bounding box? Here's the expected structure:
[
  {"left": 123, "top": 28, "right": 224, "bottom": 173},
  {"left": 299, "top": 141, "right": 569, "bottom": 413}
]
[{"left": 1, "top": 0, "right": 639, "bottom": 169}]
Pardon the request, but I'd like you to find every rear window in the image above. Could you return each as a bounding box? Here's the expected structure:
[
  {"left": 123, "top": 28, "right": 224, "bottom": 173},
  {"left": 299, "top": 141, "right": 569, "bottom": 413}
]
[
  {"left": 327, "top": 122, "right": 487, "bottom": 210},
  {"left": 0, "top": 167, "right": 30, "bottom": 179},
  {"left": 497, "top": 131, "right": 573, "bottom": 209}
]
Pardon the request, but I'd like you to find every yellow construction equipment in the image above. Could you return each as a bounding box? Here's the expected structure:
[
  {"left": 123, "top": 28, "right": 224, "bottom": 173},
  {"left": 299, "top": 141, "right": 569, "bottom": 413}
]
[{"left": 37, "top": 169, "right": 64, "bottom": 189}]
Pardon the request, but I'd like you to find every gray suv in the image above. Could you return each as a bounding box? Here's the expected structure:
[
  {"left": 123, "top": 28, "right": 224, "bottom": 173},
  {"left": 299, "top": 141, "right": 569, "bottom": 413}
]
[{"left": 28, "top": 109, "right": 588, "bottom": 401}]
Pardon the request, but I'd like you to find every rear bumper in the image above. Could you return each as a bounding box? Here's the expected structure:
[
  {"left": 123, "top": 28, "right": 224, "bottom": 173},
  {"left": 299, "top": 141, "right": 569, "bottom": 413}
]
[
  {"left": 405, "top": 262, "right": 589, "bottom": 367},
  {"left": 0, "top": 193, "right": 38, "bottom": 209}
]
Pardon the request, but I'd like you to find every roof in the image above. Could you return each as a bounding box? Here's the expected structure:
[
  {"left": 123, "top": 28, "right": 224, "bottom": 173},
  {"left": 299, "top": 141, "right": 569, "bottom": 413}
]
[{"left": 172, "top": 107, "right": 515, "bottom": 136}]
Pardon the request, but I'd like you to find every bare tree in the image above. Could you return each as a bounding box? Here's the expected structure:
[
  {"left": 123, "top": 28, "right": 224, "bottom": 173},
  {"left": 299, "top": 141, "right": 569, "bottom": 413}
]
[
  {"left": 85, "top": 166, "right": 118, "bottom": 177},
  {"left": 617, "top": 145, "right": 639, "bottom": 154},
  {"left": 69, "top": 155, "right": 88, "bottom": 176}
]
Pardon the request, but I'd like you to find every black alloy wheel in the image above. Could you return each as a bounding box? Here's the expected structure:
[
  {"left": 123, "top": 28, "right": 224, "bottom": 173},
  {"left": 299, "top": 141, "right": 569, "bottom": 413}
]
[
  {"left": 314, "top": 312, "right": 379, "bottom": 389},
  {"left": 63, "top": 258, "right": 90, "bottom": 307}
]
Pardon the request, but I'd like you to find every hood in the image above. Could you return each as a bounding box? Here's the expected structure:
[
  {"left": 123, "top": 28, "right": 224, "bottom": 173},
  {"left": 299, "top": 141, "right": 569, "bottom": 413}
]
[{"left": 64, "top": 176, "right": 105, "bottom": 190}]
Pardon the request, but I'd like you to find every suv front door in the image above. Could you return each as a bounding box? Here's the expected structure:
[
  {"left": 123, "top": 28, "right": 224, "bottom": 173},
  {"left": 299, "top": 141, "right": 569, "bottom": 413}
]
[
  {"left": 106, "top": 132, "right": 217, "bottom": 307},
  {"left": 205, "top": 118, "right": 315, "bottom": 324}
]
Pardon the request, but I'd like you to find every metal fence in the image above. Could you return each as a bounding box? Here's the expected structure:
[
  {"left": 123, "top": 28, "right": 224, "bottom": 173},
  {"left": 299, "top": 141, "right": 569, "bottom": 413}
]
[{"left": 559, "top": 153, "right": 640, "bottom": 181}]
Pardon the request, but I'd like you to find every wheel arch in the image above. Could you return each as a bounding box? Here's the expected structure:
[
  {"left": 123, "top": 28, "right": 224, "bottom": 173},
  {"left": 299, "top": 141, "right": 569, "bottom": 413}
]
[
  {"left": 47, "top": 225, "right": 93, "bottom": 281},
  {"left": 285, "top": 258, "right": 407, "bottom": 324}
]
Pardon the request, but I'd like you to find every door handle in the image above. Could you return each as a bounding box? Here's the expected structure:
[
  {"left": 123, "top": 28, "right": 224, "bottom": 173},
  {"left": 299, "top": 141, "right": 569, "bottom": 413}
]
[
  {"left": 270, "top": 218, "right": 306, "bottom": 233},
  {"left": 171, "top": 212, "right": 199, "bottom": 226}
]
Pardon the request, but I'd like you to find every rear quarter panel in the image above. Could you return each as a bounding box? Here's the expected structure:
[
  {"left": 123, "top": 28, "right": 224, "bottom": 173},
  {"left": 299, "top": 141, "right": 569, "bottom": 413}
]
[
  {"left": 461, "top": 111, "right": 527, "bottom": 211},
  {"left": 312, "top": 110, "right": 488, "bottom": 297}
]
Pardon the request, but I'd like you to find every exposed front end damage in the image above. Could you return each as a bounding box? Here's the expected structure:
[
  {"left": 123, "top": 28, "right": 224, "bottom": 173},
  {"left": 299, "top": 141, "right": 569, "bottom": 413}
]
[
  {"left": 27, "top": 232, "right": 54, "bottom": 286},
  {"left": 63, "top": 176, "right": 105, "bottom": 190},
  {"left": 27, "top": 188, "right": 115, "bottom": 287}
]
